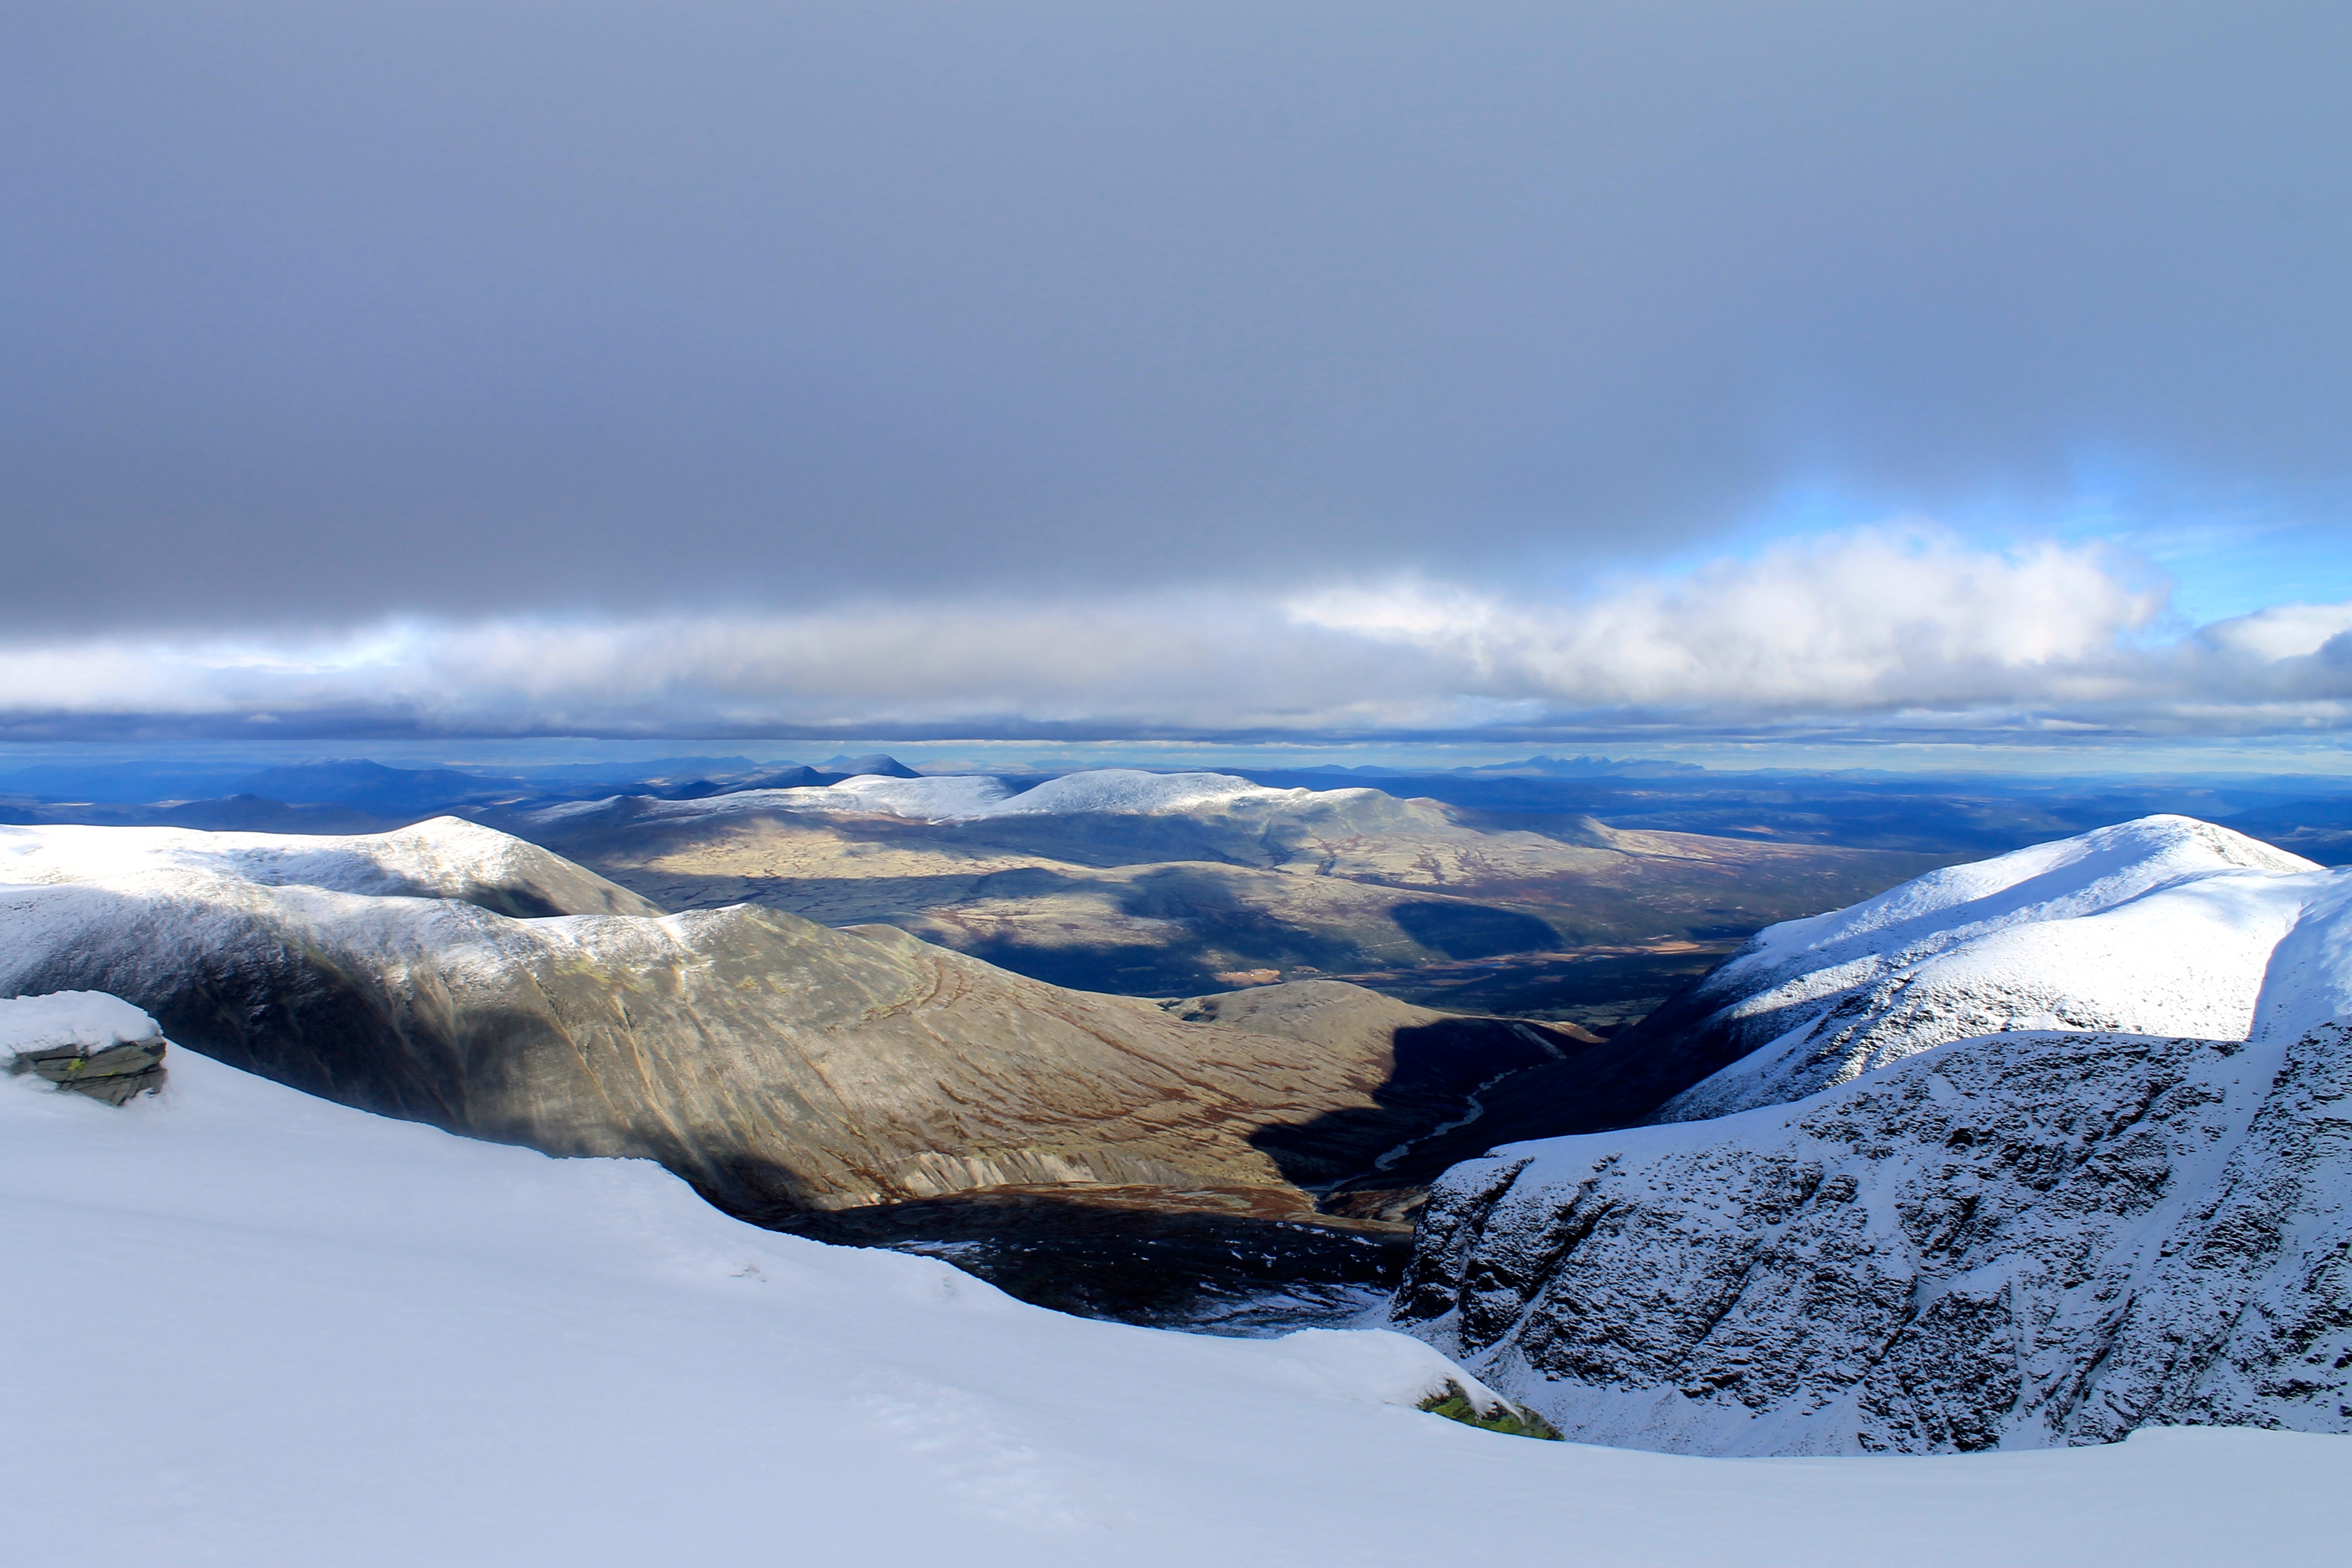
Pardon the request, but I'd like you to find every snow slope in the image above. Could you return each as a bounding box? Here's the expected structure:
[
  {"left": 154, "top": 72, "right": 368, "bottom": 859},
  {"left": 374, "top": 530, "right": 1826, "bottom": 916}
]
[
  {"left": 0, "top": 816, "right": 661, "bottom": 918},
  {"left": 8, "top": 1018, "right": 2347, "bottom": 1566},
  {"left": 0, "top": 989, "right": 161, "bottom": 1054},
  {"left": 1649, "top": 815, "right": 2343, "bottom": 1120}
]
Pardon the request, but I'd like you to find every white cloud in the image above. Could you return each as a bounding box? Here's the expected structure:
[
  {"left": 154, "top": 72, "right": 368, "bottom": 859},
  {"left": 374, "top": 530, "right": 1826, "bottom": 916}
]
[
  {"left": 2197, "top": 602, "right": 2352, "bottom": 663},
  {"left": 1, "top": 528, "right": 2345, "bottom": 742},
  {"left": 1286, "top": 530, "right": 2163, "bottom": 711}
]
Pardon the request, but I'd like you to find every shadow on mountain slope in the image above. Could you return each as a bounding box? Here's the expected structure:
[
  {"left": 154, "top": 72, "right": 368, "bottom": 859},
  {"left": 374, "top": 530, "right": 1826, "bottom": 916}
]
[
  {"left": 747, "top": 1185, "right": 1407, "bottom": 1329},
  {"left": 1387, "top": 900, "right": 1561, "bottom": 960},
  {"left": 1243, "top": 1017, "right": 1586, "bottom": 1191}
]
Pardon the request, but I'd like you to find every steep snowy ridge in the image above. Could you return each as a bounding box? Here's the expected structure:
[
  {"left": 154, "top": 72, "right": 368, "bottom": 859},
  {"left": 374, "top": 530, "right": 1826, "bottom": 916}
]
[
  {"left": 1651, "top": 816, "right": 2337, "bottom": 1121},
  {"left": 2256, "top": 872, "right": 2352, "bottom": 1042},
  {"left": 8, "top": 1015, "right": 2348, "bottom": 1565},
  {"left": 1747, "top": 814, "right": 2309, "bottom": 961},
  {"left": 1390, "top": 815, "right": 2352, "bottom": 1456},
  {"left": 1, "top": 818, "right": 661, "bottom": 919}
]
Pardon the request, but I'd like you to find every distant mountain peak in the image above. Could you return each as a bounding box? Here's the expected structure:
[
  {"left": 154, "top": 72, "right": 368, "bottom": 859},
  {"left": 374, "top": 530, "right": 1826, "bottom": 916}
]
[
  {"left": 817, "top": 753, "right": 922, "bottom": 778},
  {"left": 1456, "top": 754, "right": 1706, "bottom": 777}
]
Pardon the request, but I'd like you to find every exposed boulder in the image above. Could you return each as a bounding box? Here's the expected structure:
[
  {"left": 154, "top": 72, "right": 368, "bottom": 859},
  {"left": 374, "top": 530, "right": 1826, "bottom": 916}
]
[
  {"left": 1629, "top": 816, "right": 2321, "bottom": 1125},
  {"left": 2, "top": 991, "right": 168, "bottom": 1105}
]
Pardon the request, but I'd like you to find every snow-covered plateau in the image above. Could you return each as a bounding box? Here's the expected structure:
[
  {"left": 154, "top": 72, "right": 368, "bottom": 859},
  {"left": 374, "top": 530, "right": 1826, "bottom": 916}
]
[
  {"left": 1392, "top": 816, "right": 2352, "bottom": 1455},
  {"left": 7, "top": 1005, "right": 2347, "bottom": 1566}
]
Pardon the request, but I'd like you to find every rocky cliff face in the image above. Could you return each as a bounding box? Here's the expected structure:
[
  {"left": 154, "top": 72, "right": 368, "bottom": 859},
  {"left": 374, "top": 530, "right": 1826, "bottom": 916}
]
[
  {"left": 0, "top": 819, "right": 1556, "bottom": 1219},
  {"left": 1393, "top": 1022, "right": 2352, "bottom": 1453},
  {"left": 1389, "top": 815, "right": 2352, "bottom": 1453}
]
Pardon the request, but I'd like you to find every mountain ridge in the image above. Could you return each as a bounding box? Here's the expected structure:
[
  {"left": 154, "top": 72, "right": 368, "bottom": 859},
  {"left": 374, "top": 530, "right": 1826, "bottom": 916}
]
[
  {"left": 1387, "top": 815, "right": 2352, "bottom": 1454},
  {"left": 0, "top": 817, "right": 1582, "bottom": 1233}
]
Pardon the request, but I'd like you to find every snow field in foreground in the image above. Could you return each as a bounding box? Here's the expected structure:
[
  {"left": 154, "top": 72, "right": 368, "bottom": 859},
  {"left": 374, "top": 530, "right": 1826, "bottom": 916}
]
[{"left": 5, "top": 1038, "right": 2348, "bottom": 1566}]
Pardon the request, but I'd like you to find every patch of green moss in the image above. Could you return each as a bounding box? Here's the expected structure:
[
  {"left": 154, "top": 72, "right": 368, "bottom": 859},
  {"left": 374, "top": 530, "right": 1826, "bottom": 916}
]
[{"left": 1417, "top": 1381, "right": 1563, "bottom": 1441}]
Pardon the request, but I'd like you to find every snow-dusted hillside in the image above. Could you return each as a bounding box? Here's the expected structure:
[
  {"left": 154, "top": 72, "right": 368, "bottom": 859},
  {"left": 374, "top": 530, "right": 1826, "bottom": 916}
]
[
  {"left": 1645, "top": 815, "right": 2340, "bottom": 1121},
  {"left": 8, "top": 1009, "right": 2346, "bottom": 1566},
  {"left": 1, "top": 815, "right": 663, "bottom": 918},
  {"left": 0, "top": 819, "right": 1468, "bottom": 1215},
  {"left": 1388, "top": 816, "right": 2352, "bottom": 1456},
  {"left": 532, "top": 767, "right": 1304, "bottom": 825},
  {"left": 510, "top": 763, "right": 1939, "bottom": 1020}
]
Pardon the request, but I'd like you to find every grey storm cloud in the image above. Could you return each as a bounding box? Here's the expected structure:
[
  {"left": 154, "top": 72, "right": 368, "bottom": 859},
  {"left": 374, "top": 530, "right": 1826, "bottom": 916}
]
[{"left": 6, "top": 1, "right": 2350, "bottom": 636}]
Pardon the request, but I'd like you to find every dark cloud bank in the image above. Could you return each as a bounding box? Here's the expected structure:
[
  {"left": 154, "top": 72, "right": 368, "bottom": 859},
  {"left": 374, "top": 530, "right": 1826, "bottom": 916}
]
[
  {"left": 7, "top": 2, "right": 2349, "bottom": 622},
  {"left": 3, "top": 4, "right": 2348, "bottom": 752}
]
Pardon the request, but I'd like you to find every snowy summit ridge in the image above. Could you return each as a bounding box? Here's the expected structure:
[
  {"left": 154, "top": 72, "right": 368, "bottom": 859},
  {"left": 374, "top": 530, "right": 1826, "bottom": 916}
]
[
  {"left": 530, "top": 767, "right": 1340, "bottom": 826},
  {"left": 1391, "top": 815, "right": 2352, "bottom": 1456},
  {"left": 1651, "top": 815, "right": 2339, "bottom": 1121}
]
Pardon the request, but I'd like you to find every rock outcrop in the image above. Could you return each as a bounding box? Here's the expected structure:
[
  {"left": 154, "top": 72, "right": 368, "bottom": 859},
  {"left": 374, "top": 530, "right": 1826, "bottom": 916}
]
[{"left": 2, "top": 991, "right": 169, "bottom": 1105}]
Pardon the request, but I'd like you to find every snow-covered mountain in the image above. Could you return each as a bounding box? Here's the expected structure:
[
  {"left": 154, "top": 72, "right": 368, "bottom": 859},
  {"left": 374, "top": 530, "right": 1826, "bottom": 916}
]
[
  {"left": 1389, "top": 816, "right": 2352, "bottom": 1454},
  {"left": 3, "top": 815, "right": 663, "bottom": 917},
  {"left": 0, "top": 818, "right": 1567, "bottom": 1220},
  {"left": 8, "top": 1004, "right": 2345, "bottom": 1566},
  {"left": 532, "top": 767, "right": 1297, "bottom": 825},
  {"left": 1638, "top": 815, "right": 2334, "bottom": 1122}
]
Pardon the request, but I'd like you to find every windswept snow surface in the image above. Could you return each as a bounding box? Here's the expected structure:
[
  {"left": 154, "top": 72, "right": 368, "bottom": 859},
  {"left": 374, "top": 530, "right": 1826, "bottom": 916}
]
[
  {"left": 1654, "top": 815, "right": 2347, "bottom": 1120},
  {"left": 527, "top": 768, "right": 1321, "bottom": 825},
  {"left": 7, "top": 1040, "right": 2348, "bottom": 1567}
]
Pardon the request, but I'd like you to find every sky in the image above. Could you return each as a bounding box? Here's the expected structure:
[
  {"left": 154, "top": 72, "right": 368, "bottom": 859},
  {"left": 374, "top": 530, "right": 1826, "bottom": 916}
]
[{"left": 4, "top": 3, "right": 2350, "bottom": 766}]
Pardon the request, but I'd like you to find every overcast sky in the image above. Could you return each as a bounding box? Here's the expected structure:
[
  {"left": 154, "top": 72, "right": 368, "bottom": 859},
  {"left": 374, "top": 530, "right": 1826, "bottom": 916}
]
[{"left": 5, "top": 3, "right": 2349, "bottom": 756}]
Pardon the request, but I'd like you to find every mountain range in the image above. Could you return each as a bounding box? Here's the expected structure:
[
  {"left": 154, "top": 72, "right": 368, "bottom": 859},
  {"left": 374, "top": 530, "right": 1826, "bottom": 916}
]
[
  {"left": 506, "top": 767, "right": 1938, "bottom": 1020},
  {"left": 9, "top": 798, "right": 2352, "bottom": 1466}
]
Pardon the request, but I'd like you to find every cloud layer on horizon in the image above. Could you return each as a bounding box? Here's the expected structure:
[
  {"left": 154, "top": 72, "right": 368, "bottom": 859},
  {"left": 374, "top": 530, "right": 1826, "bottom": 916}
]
[{"left": 6, "top": 530, "right": 2347, "bottom": 746}]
